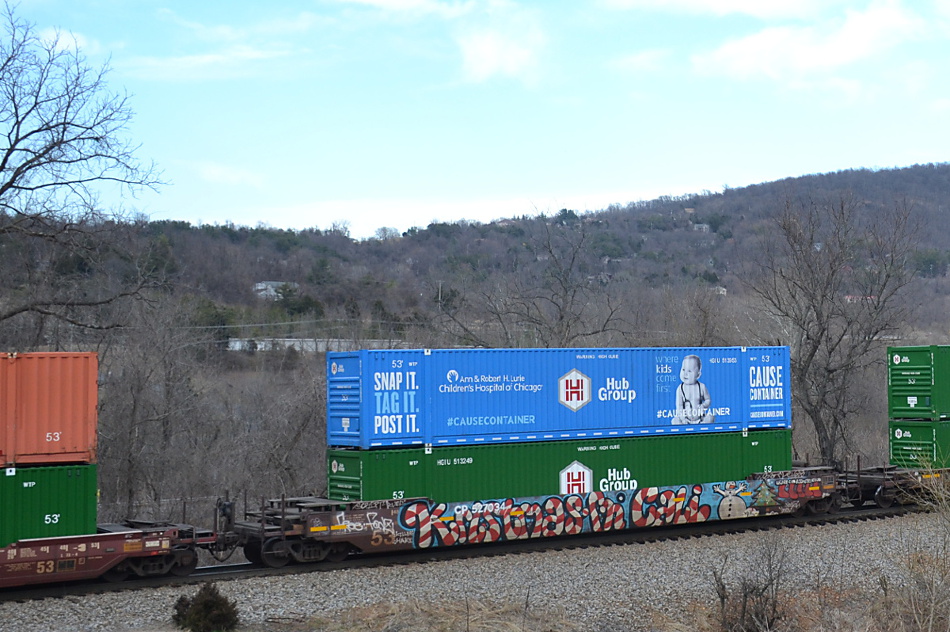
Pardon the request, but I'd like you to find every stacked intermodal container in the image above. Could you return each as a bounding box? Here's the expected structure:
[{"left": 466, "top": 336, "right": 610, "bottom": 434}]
[
  {"left": 326, "top": 347, "right": 794, "bottom": 502},
  {"left": 0, "top": 353, "right": 99, "bottom": 547},
  {"left": 888, "top": 346, "right": 950, "bottom": 468}
]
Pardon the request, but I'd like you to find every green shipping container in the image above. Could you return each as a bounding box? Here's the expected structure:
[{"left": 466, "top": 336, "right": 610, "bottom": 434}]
[
  {"left": 328, "top": 429, "right": 792, "bottom": 502},
  {"left": 889, "top": 420, "right": 950, "bottom": 469},
  {"left": 888, "top": 346, "right": 950, "bottom": 421},
  {"left": 0, "top": 464, "right": 97, "bottom": 547}
]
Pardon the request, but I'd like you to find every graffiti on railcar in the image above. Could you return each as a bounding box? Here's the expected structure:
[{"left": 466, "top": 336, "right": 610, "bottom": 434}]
[
  {"left": 628, "top": 484, "right": 712, "bottom": 527},
  {"left": 395, "top": 477, "right": 826, "bottom": 550}
]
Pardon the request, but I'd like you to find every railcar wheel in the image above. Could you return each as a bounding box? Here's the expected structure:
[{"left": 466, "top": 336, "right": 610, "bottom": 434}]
[
  {"left": 243, "top": 541, "right": 263, "bottom": 566},
  {"left": 261, "top": 538, "right": 290, "bottom": 568},
  {"left": 325, "top": 544, "right": 351, "bottom": 563},
  {"left": 807, "top": 493, "right": 842, "bottom": 515},
  {"left": 102, "top": 565, "right": 129, "bottom": 583},
  {"left": 171, "top": 550, "right": 199, "bottom": 576},
  {"left": 296, "top": 541, "right": 329, "bottom": 563},
  {"left": 874, "top": 485, "right": 894, "bottom": 509}
]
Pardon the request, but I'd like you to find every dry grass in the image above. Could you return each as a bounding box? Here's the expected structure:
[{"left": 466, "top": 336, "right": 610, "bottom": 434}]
[
  {"left": 222, "top": 586, "right": 890, "bottom": 632},
  {"left": 260, "top": 598, "right": 581, "bottom": 632},
  {"left": 658, "top": 587, "right": 873, "bottom": 632},
  {"left": 253, "top": 591, "right": 875, "bottom": 632}
]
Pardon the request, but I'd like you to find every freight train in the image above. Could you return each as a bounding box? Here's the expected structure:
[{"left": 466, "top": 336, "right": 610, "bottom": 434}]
[{"left": 0, "top": 345, "right": 939, "bottom": 587}]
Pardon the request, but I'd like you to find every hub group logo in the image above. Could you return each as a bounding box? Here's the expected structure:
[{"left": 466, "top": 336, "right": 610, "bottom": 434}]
[
  {"left": 559, "top": 369, "right": 591, "bottom": 411},
  {"left": 560, "top": 460, "right": 592, "bottom": 494}
]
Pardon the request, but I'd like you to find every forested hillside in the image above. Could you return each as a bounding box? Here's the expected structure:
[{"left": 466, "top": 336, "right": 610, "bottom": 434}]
[{"left": 125, "top": 162, "right": 950, "bottom": 349}]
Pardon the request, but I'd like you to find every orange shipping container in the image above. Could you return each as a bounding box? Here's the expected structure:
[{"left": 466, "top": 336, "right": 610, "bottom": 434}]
[{"left": 0, "top": 353, "right": 98, "bottom": 465}]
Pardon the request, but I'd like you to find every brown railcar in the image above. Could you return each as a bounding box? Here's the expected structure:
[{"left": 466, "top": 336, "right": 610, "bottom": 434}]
[{"left": 0, "top": 521, "right": 222, "bottom": 588}]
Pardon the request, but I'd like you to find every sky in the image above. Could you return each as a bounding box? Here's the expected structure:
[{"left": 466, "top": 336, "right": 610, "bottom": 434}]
[{"left": 15, "top": 0, "right": 950, "bottom": 239}]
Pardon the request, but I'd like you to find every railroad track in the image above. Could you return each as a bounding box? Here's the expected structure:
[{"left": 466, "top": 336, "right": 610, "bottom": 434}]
[{"left": 0, "top": 502, "right": 912, "bottom": 603}]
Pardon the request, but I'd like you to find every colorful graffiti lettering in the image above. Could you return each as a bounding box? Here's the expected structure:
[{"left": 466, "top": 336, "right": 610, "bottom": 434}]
[
  {"left": 399, "top": 500, "right": 458, "bottom": 547},
  {"left": 587, "top": 492, "right": 626, "bottom": 531},
  {"left": 775, "top": 480, "right": 821, "bottom": 501},
  {"left": 395, "top": 477, "right": 826, "bottom": 550},
  {"left": 629, "top": 485, "right": 711, "bottom": 527},
  {"left": 401, "top": 492, "right": 633, "bottom": 548}
]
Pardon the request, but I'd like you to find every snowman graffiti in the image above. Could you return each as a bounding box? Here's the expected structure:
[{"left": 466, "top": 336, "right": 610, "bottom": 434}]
[{"left": 713, "top": 481, "right": 748, "bottom": 519}]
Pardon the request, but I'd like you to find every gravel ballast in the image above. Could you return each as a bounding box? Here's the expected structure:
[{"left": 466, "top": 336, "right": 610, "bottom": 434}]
[{"left": 0, "top": 512, "right": 940, "bottom": 631}]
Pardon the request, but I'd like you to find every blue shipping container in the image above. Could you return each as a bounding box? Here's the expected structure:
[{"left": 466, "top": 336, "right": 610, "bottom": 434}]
[{"left": 327, "top": 347, "right": 791, "bottom": 449}]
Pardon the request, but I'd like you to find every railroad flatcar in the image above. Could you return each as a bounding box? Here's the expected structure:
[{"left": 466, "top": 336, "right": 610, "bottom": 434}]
[
  {"left": 0, "top": 521, "right": 224, "bottom": 588},
  {"left": 226, "top": 467, "right": 838, "bottom": 568}
]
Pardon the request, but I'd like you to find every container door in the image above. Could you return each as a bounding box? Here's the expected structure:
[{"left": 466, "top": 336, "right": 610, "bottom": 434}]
[
  {"left": 327, "top": 448, "right": 430, "bottom": 502},
  {"left": 889, "top": 421, "right": 936, "bottom": 468},
  {"left": 328, "top": 350, "right": 428, "bottom": 448},
  {"left": 888, "top": 347, "right": 939, "bottom": 420},
  {"left": 327, "top": 449, "right": 364, "bottom": 501},
  {"left": 0, "top": 358, "right": 13, "bottom": 465},
  {"left": 327, "top": 353, "right": 364, "bottom": 447}
]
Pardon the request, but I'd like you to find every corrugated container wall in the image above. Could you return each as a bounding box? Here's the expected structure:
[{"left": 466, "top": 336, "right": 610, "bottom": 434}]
[
  {"left": 327, "top": 347, "right": 791, "bottom": 449},
  {"left": 889, "top": 420, "right": 950, "bottom": 469},
  {"left": 0, "top": 353, "right": 98, "bottom": 466},
  {"left": 888, "top": 346, "right": 950, "bottom": 421},
  {"left": 327, "top": 428, "right": 793, "bottom": 503},
  {"left": 0, "top": 464, "right": 98, "bottom": 547}
]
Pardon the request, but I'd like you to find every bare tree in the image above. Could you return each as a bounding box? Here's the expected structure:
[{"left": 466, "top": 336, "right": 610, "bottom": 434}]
[
  {"left": 435, "top": 224, "right": 626, "bottom": 347},
  {"left": 230, "top": 356, "right": 326, "bottom": 497},
  {"left": 745, "top": 195, "right": 917, "bottom": 466},
  {"left": 656, "top": 284, "right": 733, "bottom": 347},
  {"left": 712, "top": 535, "right": 790, "bottom": 632},
  {"left": 97, "top": 298, "right": 218, "bottom": 521},
  {"left": 0, "top": 4, "right": 160, "bottom": 333}
]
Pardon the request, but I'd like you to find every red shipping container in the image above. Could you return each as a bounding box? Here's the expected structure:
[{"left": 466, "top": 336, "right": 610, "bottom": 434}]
[{"left": 0, "top": 352, "right": 98, "bottom": 465}]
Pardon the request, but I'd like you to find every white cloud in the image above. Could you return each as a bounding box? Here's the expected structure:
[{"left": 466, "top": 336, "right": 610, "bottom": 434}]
[
  {"left": 144, "top": 3, "right": 543, "bottom": 86},
  {"left": 599, "top": 0, "right": 839, "bottom": 20},
  {"left": 114, "top": 9, "right": 329, "bottom": 81},
  {"left": 457, "top": 27, "right": 543, "bottom": 83},
  {"left": 38, "top": 27, "right": 103, "bottom": 56},
  {"left": 611, "top": 49, "right": 670, "bottom": 73},
  {"left": 331, "top": 0, "right": 475, "bottom": 19},
  {"left": 192, "top": 162, "right": 265, "bottom": 188},
  {"left": 156, "top": 9, "right": 242, "bottom": 43},
  {"left": 453, "top": 2, "right": 546, "bottom": 84},
  {"left": 156, "top": 9, "right": 330, "bottom": 42},
  {"left": 120, "top": 45, "right": 291, "bottom": 80},
  {"left": 692, "top": 1, "right": 924, "bottom": 80}
]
